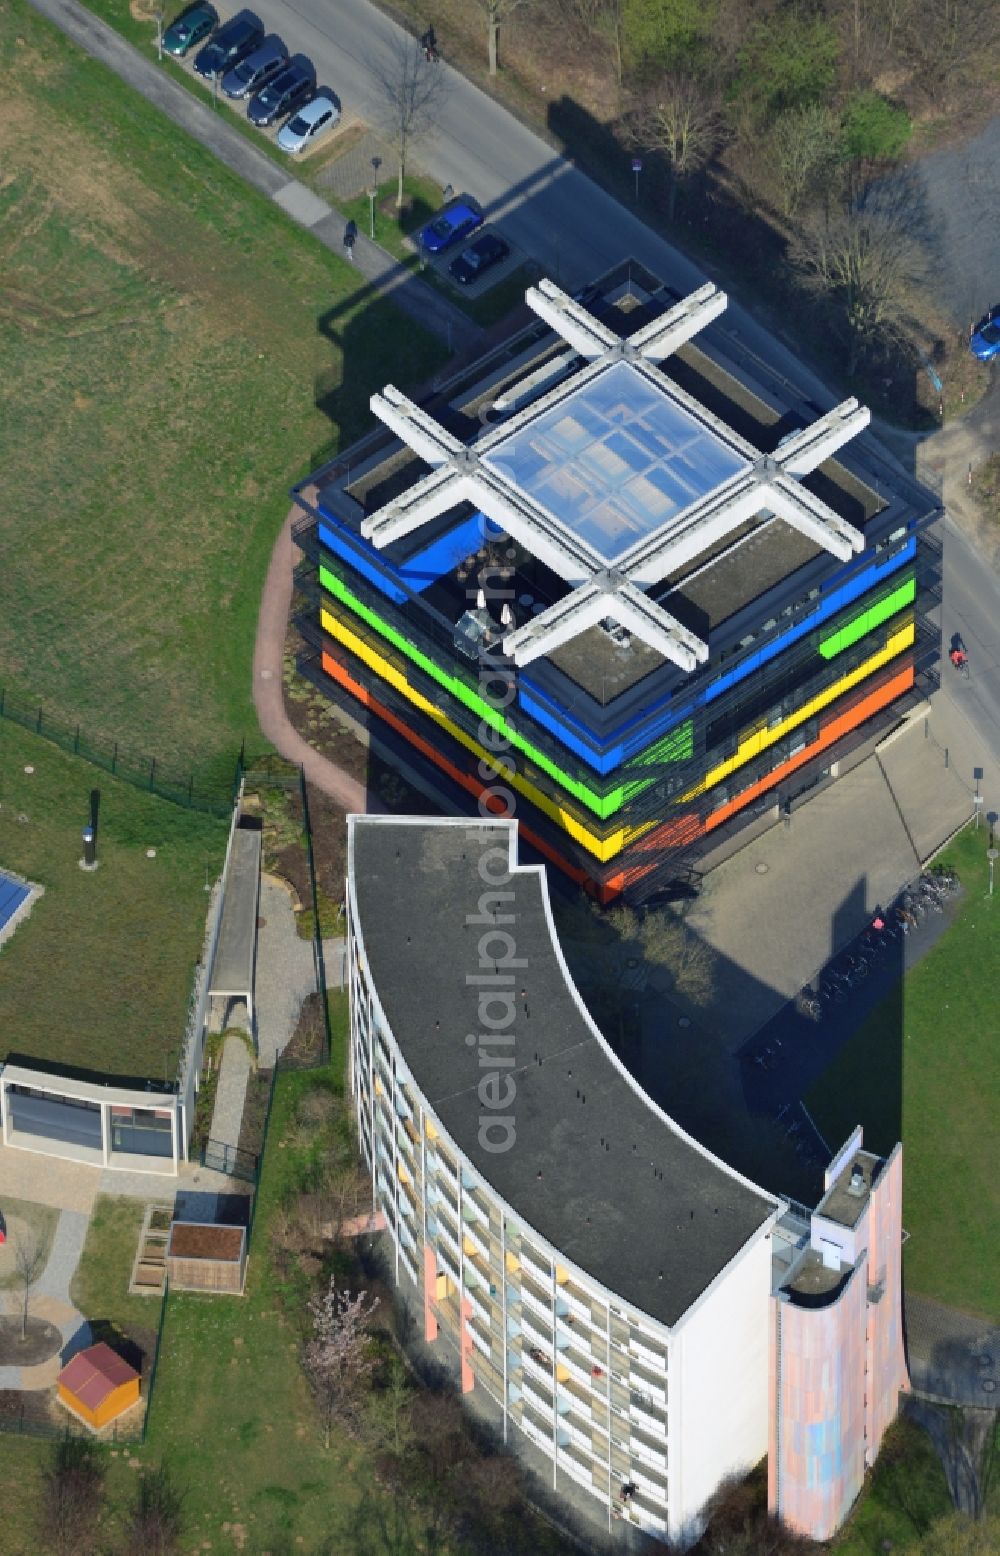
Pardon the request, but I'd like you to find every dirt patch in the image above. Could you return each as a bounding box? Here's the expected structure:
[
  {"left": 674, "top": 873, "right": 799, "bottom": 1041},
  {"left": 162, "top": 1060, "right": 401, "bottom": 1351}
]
[
  {"left": 0, "top": 1315, "right": 62, "bottom": 1366},
  {"left": 169, "top": 1223, "right": 244, "bottom": 1260},
  {"left": 282, "top": 990, "right": 327, "bottom": 1067}
]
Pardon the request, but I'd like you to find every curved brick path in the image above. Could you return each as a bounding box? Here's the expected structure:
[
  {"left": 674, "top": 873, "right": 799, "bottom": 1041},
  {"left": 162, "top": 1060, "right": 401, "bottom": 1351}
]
[{"left": 252, "top": 510, "right": 378, "bottom": 813}]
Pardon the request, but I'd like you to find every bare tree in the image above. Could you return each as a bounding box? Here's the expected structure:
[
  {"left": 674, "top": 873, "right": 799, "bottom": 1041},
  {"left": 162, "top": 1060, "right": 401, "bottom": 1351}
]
[
  {"left": 790, "top": 207, "right": 918, "bottom": 373},
  {"left": 768, "top": 104, "right": 843, "bottom": 218},
  {"left": 303, "top": 1276, "right": 380, "bottom": 1447},
  {"left": 625, "top": 75, "right": 723, "bottom": 220},
  {"left": 14, "top": 1227, "right": 46, "bottom": 1341},
  {"left": 371, "top": 36, "right": 448, "bottom": 211},
  {"left": 40, "top": 1438, "right": 106, "bottom": 1556},
  {"left": 122, "top": 1465, "right": 184, "bottom": 1556},
  {"left": 475, "top": 0, "right": 531, "bottom": 76},
  {"left": 639, "top": 910, "right": 715, "bottom": 1007}
]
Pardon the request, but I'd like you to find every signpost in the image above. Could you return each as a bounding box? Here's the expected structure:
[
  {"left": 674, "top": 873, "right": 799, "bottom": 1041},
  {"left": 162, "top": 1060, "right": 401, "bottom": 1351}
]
[
  {"left": 631, "top": 157, "right": 642, "bottom": 203},
  {"left": 369, "top": 156, "right": 382, "bottom": 240}
]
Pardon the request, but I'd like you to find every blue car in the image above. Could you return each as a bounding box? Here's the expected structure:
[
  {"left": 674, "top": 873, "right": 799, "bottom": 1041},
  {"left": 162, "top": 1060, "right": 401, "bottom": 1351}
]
[
  {"left": 970, "top": 308, "right": 1000, "bottom": 361},
  {"left": 419, "top": 201, "right": 483, "bottom": 255},
  {"left": 248, "top": 57, "right": 315, "bottom": 127},
  {"left": 193, "top": 10, "right": 263, "bottom": 79}
]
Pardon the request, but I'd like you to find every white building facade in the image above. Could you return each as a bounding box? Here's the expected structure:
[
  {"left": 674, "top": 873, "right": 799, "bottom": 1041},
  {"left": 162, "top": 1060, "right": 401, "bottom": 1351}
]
[{"left": 347, "top": 814, "right": 783, "bottom": 1546}]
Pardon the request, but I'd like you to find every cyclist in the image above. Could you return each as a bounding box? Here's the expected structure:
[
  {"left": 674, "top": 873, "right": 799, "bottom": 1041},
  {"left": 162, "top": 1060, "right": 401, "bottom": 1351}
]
[{"left": 950, "top": 646, "right": 968, "bottom": 670}]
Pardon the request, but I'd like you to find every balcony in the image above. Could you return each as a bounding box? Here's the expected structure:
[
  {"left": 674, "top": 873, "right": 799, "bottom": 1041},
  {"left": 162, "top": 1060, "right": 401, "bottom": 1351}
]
[
  {"left": 556, "top": 1343, "right": 595, "bottom": 1390},
  {"left": 628, "top": 1468, "right": 669, "bottom": 1506},
  {"left": 521, "top": 1276, "right": 552, "bottom": 1323},
  {"left": 436, "top": 1214, "right": 461, "bottom": 1263},
  {"left": 629, "top": 1425, "right": 668, "bottom": 1473},
  {"left": 629, "top": 1399, "right": 667, "bottom": 1439},
  {"left": 520, "top": 1243, "right": 552, "bottom": 1283},
  {"left": 438, "top": 1246, "right": 460, "bottom": 1288},
  {"left": 630, "top": 1355, "right": 668, "bottom": 1403},
  {"left": 557, "top": 1406, "right": 593, "bottom": 1454},
  {"left": 465, "top": 1284, "right": 494, "bottom": 1327},
  {"left": 630, "top": 1336, "right": 668, "bottom": 1375},
  {"left": 519, "top": 1405, "right": 552, "bottom": 1452},
  {"left": 522, "top": 1376, "right": 553, "bottom": 1417},
  {"left": 522, "top": 1347, "right": 552, "bottom": 1386},
  {"left": 557, "top": 1443, "right": 599, "bottom": 1492},
  {"left": 462, "top": 1220, "right": 492, "bottom": 1264},
  {"left": 521, "top": 1312, "right": 553, "bottom": 1353},
  {"left": 560, "top": 1282, "right": 595, "bottom": 1327}
]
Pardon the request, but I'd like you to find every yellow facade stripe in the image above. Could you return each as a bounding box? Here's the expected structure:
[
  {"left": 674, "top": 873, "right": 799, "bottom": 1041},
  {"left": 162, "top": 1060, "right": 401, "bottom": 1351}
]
[
  {"left": 320, "top": 608, "right": 652, "bottom": 861},
  {"left": 682, "top": 621, "right": 916, "bottom": 802}
]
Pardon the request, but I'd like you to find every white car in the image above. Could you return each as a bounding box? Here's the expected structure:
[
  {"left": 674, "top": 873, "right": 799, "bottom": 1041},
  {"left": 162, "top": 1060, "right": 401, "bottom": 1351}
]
[{"left": 276, "top": 93, "right": 340, "bottom": 154}]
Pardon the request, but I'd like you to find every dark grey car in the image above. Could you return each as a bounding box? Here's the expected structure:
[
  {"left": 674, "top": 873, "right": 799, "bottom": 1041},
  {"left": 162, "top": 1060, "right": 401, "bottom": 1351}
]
[
  {"left": 193, "top": 10, "right": 263, "bottom": 79},
  {"left": 247, "top": 56, "right": 316, "bottom": 127},
  {"left": 221, "top": 34, "right": 287, "bottom": 99}
]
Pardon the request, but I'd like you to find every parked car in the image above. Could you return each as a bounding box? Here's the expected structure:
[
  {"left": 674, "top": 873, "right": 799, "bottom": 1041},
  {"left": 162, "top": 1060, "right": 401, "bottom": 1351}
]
[
  {"left": 276, "top": 92, "right": 341, "bottom": 154},
  {"left": 970, "top": 307, "right": 1000, "bottom": 362},
  {"left": 448, "top": 232, "right": 510, "bottom": 285},
  {"left": 247, "top": 57, "right": 315, "bottom": 127},
  {"left": 193, "top": 11, "right": 264, "bottom": 79},
  {"left": 162, "top": 0, "right": 218, "bottom": 57},
  {"left": 419, "top": 201, "right": 483, "bottom": 255},
  {"left": 221, "top": 35, "right": 287, "bottom": 99}
]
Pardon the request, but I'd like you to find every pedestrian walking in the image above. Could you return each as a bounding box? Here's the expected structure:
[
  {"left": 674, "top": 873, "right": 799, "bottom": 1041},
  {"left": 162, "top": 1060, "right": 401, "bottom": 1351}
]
[{"left": 343, "top": 219, "right": 358, "bottom": 259}]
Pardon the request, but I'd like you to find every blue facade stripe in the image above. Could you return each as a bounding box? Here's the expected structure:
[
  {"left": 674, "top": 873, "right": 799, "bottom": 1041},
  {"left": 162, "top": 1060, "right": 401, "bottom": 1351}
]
[
  {"left": 702, "top": 537, "right": 917, "bottom": 705},
  {"left": 318, "top": 505, "right": 498, "bottom": 606},
  {"left": 517, "top": 539, "right": 917, "bottom": 771}
]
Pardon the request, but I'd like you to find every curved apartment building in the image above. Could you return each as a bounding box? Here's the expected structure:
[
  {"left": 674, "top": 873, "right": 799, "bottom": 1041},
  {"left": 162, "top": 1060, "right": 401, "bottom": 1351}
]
[{"left": 346, "top": 815, "right": 907, "bottom": 1546}]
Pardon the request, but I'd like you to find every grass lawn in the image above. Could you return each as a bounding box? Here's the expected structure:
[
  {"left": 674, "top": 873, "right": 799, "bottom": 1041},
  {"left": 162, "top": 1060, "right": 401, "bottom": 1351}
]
[
  {"left": 0, "top": 0, "right": 447, "bottom": 789},
  {"left": 0, "top": 720, "right": 228, "bottom": 1075},
  {"left": 142, "top": 993, "right": 405, "bottom": 1550},
  {"left": 806, "top": 826, "right": 1000, "bottom": 1319},
  {"left": 829, "top": 1417, "right": 952, "bottom": 1554},
  {"left": 340, "top": 175, "right": 443, "bottom": 262},
  {"left": 69, "top": 1195, "right": 159, "bottom": 1334}
]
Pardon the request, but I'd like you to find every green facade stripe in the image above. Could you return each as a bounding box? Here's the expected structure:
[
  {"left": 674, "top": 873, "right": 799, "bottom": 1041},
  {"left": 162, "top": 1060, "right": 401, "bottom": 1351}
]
[
  {"left": 818, "top": 577, "right": 916, "bottom": 660},
  {"left": 320, "top": 562, "right": 914, "bottom": 820},
  {"left": 318, "top": 565, "right": 642, "bottom": 819},
  {"left": 632, "top": 722, "right": 694, "bottom": 765}
]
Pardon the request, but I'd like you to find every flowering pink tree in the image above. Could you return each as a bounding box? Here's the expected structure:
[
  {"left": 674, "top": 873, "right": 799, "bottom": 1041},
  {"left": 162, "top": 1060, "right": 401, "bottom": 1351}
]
[{"left": 302, "top": 1276, "right": 379, "bottom": 1447}]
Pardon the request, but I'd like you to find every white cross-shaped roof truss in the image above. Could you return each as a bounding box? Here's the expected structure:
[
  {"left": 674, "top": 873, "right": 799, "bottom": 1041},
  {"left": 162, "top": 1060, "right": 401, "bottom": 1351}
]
[{"left": 358, "top": 284, "right": 869, "bottom": 673}]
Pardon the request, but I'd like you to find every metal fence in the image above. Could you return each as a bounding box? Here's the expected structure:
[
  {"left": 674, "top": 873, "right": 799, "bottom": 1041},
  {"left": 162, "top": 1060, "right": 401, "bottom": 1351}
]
[
  {"left": 0, "top": 684, "right": 243, "bottom": 818},
  {"left": 201, "top": 1137, "right": 258, "bottom": 1181}
]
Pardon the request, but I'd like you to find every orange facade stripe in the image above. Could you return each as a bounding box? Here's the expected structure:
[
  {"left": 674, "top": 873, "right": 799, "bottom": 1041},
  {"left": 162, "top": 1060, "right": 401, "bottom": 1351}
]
[
  {"left": 319, "top": 649, "right": 622, "bottom": 898},
  {"left": 705, "top": 664, "right": 914, "bottom": 833}
]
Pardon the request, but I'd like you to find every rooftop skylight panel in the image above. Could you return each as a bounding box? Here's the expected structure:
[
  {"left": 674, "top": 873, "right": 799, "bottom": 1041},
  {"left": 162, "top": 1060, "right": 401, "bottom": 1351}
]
[{"left": 482, "top": 361, "right": 749, "bottom": 564}]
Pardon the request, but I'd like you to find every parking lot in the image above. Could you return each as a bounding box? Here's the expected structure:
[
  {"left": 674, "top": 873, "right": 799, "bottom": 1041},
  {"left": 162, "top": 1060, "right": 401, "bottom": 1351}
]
[{"left": 160, "top": 0, "right": 522, "bottom": 302}]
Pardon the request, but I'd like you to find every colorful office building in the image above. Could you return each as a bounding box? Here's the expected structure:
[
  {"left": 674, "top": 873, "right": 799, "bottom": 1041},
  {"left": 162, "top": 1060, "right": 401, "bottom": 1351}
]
[
  {"left": 294, "top": 266, "right": 940, "bottom": 900},
  {"left": 346, "top": 815, "right": 908, "bottom": 1546}
]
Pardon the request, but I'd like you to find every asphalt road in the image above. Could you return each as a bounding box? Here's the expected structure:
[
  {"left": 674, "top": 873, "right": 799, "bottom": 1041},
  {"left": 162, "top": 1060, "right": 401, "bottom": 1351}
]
[
  {"left": 940, "top": 513, "right": 1000, "bottom": 770},
  {"left": 242, "top": 0, "right": 842, "bottom": 411},
  {"left": 875, "top": 120, "right": 1000, "bottom": 328}
]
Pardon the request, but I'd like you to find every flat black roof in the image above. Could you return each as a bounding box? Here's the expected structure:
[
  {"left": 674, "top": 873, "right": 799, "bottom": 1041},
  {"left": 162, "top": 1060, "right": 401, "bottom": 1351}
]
[{"left": 349, "top": 817, "right": 778, "bottom": 1327}]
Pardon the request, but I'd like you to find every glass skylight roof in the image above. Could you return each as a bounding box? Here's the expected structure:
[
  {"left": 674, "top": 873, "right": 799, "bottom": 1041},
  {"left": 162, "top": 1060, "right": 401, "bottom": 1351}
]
[{"left": 482, "top": 360, "right": 749, "bottom": 563}]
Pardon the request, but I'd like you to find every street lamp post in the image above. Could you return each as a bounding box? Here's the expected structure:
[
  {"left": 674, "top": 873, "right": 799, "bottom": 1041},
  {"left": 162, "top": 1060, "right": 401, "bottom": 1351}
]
[
  {"left": 988, "top": 847, "right": 998, "bottom": 898},
  {"left": 631, "top": 156, "right": 642, "bottom": 203}
]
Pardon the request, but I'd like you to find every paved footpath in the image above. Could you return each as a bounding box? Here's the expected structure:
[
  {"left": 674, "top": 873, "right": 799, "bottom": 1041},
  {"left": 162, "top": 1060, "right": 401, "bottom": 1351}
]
[
  {"left": 0, "top": 1210, "right": 91, "bottom": 1390},
  {"left": 208, "top": 1035, "right": 251, "bottom": 1155}
]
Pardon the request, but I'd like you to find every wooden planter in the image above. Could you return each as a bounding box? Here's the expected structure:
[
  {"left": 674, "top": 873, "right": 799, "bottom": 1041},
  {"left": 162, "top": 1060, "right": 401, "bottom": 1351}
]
[{"left": 166, "top": 1221, "right": 247, "bottom": 1294}]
